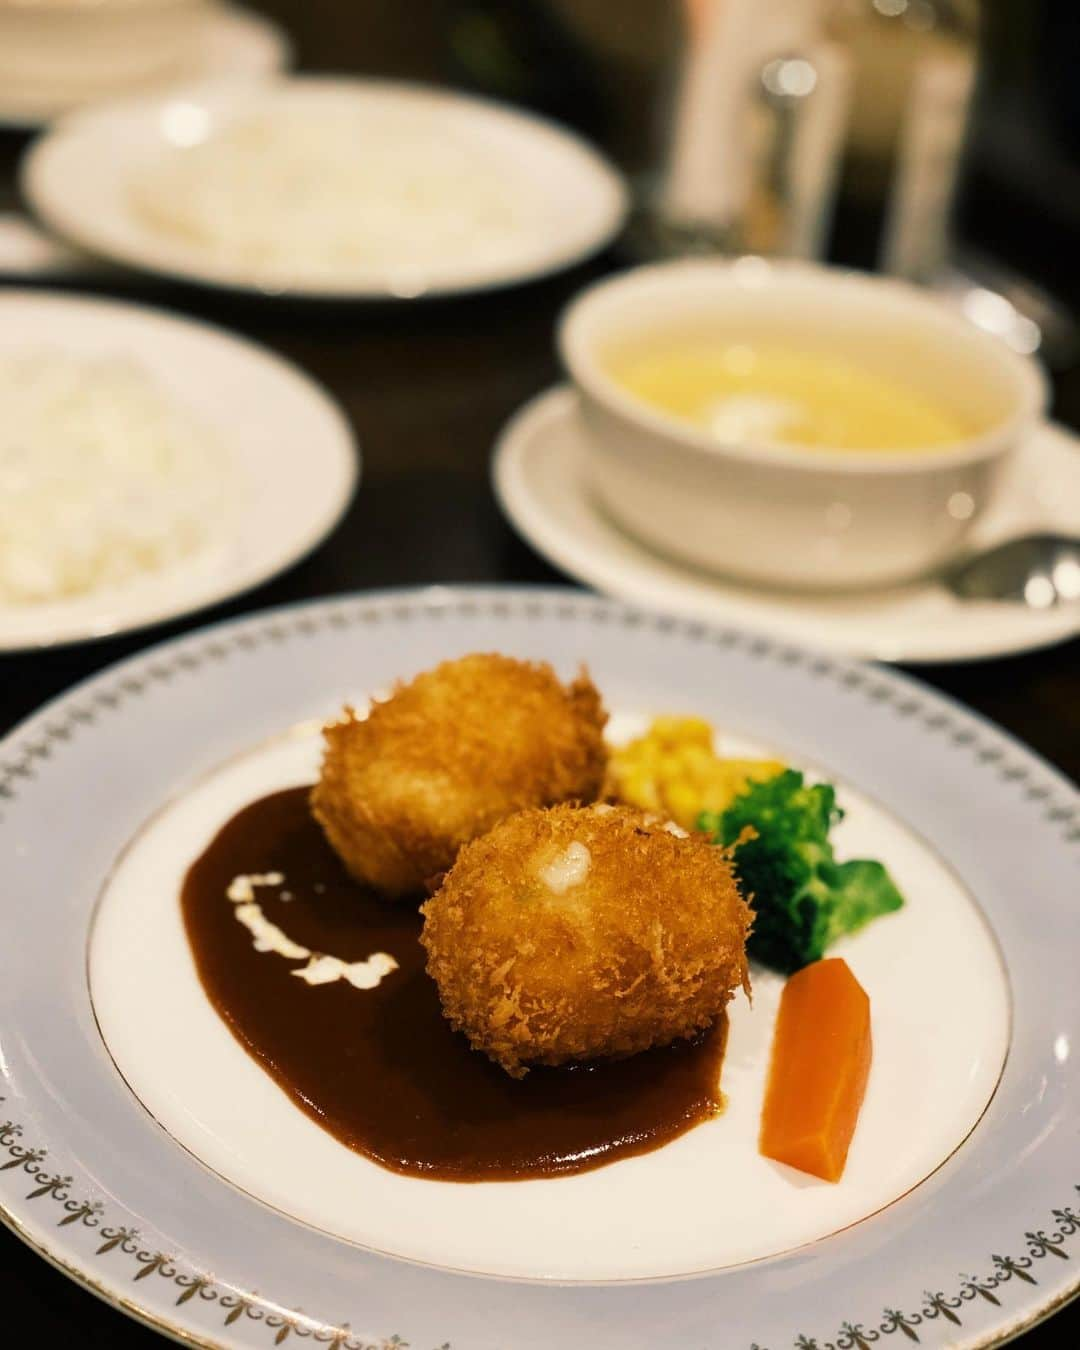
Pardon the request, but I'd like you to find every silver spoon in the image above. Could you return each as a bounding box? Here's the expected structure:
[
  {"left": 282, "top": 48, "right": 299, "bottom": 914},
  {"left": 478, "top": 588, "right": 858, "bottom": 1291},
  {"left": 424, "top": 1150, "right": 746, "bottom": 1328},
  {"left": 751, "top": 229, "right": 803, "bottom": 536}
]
[{"left": 944, "top": 534, "right": 1080, "bottom": 606}]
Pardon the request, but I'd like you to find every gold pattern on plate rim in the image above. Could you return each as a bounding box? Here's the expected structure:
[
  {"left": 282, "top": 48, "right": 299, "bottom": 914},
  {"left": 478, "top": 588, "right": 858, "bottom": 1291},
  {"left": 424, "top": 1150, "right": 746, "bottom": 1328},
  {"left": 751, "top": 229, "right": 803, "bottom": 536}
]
[
  {"left": 0, "top": 1103, "right": 419, "bottom": 1348},
  {"left": 1, "top": 1097, "right": 1078, "bottom": 1348}
]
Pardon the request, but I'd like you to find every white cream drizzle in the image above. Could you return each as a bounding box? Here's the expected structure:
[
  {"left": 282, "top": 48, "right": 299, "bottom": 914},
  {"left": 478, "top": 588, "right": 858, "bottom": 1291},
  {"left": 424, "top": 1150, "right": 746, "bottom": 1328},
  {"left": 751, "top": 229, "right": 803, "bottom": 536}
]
[
  {"left": 226, "top": 871, "right": 284, "bottom": 903},
  {"left": 233, "top": 901, "right": 311, "bottom": 959},
  {"left": 291, "top": 952, "right": 399, "bottom": 990},
  {"left": 225, "top": 873, "right": 398, "bottom": 990}
]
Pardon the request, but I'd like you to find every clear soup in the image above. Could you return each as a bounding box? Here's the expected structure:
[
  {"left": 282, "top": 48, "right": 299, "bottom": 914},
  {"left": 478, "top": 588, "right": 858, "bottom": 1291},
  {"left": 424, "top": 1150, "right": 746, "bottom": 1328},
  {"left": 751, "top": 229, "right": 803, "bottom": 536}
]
[{"left": 603, "top": 339, "right": 975, "bottom": 452}]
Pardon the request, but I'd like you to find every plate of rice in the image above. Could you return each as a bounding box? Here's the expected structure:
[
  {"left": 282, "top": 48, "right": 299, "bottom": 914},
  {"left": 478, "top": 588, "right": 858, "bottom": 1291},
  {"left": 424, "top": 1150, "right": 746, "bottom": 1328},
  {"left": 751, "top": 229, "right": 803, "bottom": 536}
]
[
  {"left": 0, "top": 290, "right": 357, "bottom": 650},
  {"left": 21, "top": 76, "right": 628, "bottom": 299}
]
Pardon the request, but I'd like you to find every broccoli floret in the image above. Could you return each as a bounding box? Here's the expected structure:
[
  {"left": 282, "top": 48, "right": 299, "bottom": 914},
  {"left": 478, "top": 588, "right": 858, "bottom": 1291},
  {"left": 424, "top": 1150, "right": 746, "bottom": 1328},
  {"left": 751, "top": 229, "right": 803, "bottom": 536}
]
[
  {"left": 698, "top": 769, "right": 904, "bottom": 974},
  {"left": 825, "top": 858, "right": 905, "bottom": 946}
]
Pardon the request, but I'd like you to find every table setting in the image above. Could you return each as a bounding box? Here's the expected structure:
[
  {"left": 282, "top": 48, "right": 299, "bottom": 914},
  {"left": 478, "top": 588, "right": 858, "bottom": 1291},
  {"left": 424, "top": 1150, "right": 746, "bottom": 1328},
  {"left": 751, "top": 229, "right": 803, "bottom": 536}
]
[{"left": 0, "top": 2, "right": 1076, "bottom": 1347}]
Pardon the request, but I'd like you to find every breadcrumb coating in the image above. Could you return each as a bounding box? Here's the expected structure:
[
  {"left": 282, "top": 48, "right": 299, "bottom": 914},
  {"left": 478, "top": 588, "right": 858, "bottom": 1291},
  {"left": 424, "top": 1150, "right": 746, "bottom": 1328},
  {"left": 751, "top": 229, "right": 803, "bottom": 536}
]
[
  {"left": 421, "top": 803, "right": 752, "bottom": 1076},
  {"left": 311, "top": 653, "right": 607, "bottom": 897}
]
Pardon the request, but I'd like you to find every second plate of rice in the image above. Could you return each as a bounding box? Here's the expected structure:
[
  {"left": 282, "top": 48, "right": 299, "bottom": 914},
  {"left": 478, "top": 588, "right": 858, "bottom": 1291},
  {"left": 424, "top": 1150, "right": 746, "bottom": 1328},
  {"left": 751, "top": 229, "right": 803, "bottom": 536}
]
[{"left": 0, "top": 290, "right": 357, "bottom": 650}]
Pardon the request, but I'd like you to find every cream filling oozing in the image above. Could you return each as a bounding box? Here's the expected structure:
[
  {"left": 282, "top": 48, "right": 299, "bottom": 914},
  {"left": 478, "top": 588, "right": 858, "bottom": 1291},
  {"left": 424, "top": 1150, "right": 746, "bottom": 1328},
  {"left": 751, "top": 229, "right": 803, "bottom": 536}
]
[{"left": 537, "top": 841, "right": 592, "bottom": 894}]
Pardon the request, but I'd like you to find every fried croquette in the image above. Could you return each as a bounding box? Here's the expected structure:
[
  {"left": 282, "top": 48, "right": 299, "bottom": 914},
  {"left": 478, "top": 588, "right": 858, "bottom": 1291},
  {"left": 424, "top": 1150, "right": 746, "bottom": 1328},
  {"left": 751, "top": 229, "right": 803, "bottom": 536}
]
[
  {"left": 311, "top": 654, "right": 608, "bottom": 897},
  {"left": 420, "top": 803, "right": 752, "bottom": 1076}
]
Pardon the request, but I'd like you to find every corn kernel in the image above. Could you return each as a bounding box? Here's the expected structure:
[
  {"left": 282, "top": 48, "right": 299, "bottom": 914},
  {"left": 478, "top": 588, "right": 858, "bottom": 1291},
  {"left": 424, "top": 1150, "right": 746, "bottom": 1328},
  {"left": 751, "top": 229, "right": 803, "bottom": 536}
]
[{"left": 606, "top": 718, "right": 785, "bottom": 828}]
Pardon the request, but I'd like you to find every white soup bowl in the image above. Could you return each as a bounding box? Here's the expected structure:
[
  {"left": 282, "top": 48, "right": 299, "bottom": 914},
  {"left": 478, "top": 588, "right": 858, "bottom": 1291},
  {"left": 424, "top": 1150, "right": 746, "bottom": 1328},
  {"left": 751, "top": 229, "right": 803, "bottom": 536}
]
[{"left": 559, "top": 259, "right": 1047, "bottom": 591}]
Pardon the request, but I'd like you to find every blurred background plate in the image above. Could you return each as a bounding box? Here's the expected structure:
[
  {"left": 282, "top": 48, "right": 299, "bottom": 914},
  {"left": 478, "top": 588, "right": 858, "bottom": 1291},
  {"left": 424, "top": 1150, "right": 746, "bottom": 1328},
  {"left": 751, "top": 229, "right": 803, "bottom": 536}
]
[
  {"left": 493, "top": 385, "right": 1080, "bottom": 664},
  {"left": 21, "top": 76, "right": 629, "bottom": 299},
  {"left": 0, "top": 4, "right": 290, "bottom": 131},
  {"left": 0, "top": 291, "right": 357, "bottom": 651}
]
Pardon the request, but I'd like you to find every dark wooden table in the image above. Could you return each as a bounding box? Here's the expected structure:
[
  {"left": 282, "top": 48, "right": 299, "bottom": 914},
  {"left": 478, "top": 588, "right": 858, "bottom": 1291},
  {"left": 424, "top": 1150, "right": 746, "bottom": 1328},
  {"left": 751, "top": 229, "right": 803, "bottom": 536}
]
[{"left": 0, "top": 15, "right": 1077, "bottom": 1344}]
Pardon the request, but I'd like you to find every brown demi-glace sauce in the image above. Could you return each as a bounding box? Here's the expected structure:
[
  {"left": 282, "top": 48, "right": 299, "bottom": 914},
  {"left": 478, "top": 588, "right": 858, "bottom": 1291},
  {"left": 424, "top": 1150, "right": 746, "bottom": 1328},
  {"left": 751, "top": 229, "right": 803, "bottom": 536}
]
[{"left": 181, "top": 786, "right": 727, "bottom": 1182}]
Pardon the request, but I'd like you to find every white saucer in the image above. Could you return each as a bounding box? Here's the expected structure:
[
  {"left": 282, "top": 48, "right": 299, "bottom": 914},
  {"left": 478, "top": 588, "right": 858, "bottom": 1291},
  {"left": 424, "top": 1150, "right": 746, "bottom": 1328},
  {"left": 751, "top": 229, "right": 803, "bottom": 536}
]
[
  {"left": 0, "top": 4, "right": 290, "bottom": 130},
  {"left": 493, "top": 385, "right": 1080, "bottom": 664}
]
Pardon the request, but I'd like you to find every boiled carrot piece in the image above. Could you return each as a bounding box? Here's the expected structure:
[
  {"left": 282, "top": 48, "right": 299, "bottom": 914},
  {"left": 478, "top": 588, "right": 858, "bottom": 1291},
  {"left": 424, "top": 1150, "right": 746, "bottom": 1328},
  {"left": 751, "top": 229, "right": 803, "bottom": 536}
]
[{"left": 759, "top": 957, "right": 871, "bottom": 1182}]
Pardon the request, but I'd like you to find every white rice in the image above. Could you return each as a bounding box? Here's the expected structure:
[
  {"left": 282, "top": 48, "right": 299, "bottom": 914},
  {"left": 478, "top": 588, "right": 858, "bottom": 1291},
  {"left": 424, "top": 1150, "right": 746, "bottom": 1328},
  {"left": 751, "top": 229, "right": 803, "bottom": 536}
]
[
  {"left": 131, "top": 106, "right": 531, "bottom": 283},
  {"left": 0, "top": 352, "right": 228, "bottom": 605}
]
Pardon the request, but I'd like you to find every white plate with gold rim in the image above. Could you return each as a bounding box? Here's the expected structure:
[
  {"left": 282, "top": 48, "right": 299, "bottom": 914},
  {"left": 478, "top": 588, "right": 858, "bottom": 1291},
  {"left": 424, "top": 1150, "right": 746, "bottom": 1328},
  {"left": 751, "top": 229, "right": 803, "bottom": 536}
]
[
  {"left": 493, "top": 386, "right": 1080, "bottom": 664},
  {"left": 0, "top": 587, "right": 1077, "bottom": 1348}
]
